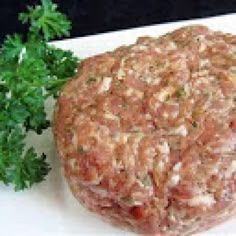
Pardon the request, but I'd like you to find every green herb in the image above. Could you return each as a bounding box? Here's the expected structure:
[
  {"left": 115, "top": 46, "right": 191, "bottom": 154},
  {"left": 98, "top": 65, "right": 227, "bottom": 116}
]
[
  {"left": 77, "top": 146, "right": 86, "bottom": 155},
  {"left": 166, "top": 94, "right": 171, "bottom": 101},
  {"left": 175, "top": 87, "right": 186, "bottom": 98},
  {"left": 192, "top": 121, "right": 198, "bottom": 128},
  {"left": 19, "top": 0, "right": 71, "bottom": 41},
  {"left": 121, "top": 195, "right": 136, "bottom": 206},
  {"left": 204, "top": 92, "right": 210, "bottom": 99},
  {"left": 86, "top": 77, "right": 96, "bottom": 84},
  {"left": 130, "top": 130, "right": 140, "bottom": 133},
  {"left": 118, "top": 102, "right": 127, "bottom": 108},
  {"left": 139, "top": 174, "right": 152, "bottom": 188},
  {"left": 0, "top": 0, "right": 79, "bottom": 190}
]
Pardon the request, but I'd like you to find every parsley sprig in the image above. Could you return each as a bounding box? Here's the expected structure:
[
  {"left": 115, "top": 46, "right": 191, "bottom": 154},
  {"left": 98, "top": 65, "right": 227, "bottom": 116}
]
[{"left": 0, "top": 0, "right": 79, "bottom": 190}]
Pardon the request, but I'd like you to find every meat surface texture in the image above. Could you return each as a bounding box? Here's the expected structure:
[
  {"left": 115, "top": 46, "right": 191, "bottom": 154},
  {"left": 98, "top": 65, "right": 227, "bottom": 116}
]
[{"left": 53, "top": 25, "right": 236, "bottom": 235}]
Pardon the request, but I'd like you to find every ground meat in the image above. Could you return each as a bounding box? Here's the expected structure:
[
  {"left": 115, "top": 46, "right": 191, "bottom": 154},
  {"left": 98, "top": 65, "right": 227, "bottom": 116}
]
[{"left": 53, "top": 25, "right": 236, "bottom": 235}]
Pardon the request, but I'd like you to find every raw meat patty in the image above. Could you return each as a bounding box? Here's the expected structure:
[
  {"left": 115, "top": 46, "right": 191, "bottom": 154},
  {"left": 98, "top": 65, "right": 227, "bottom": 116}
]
[{"left": 53, "top": 25, "right": 236, "bottom": 235}]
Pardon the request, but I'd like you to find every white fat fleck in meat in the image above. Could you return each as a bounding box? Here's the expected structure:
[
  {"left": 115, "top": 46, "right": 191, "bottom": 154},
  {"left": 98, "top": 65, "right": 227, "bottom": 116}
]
[
  {"left": 190, "top": 98, "right": 194, "bottom": 104},
  {"left": 169, "top": 125, "right": 188, "bottom": 137},
  {"left": 198, "top": 70, "right": 209, "bottom": 77},
  {"left": 168, "top": 162, "right": 182, "bottom": 187},
  {"left": 145, "top": 113, "right": 152, "bottom": 120},
  {"left": 72, "top": 132, "right": 78, "bottom": 148},
  {"left": 196, "top": 35, "right": 206, "bottom": 41},
  {"left": 229, "top": 66, "right": 236, "bottom": 74},
  {"left": 202, "top": 92, "right": 213, "bottom": 111},
  {"left": 164, "top": 101, "right": 180, "bottom": 119},
  {"left": 154, "top": 47, "right": 162, "bottom": 53},
  {"left": 90, "top": 126, "right": 111, "bottom": 145},
  {"left": 104, "top": 112, "right": 119, "bottom": 121},
  {"left": 68, "top": 158, "right": 77, "bottom": 169},
  {"left": 157, "top": 160, "right": 165, "bottom": 171},
  {"left": 76, "top": 114, "right": 86, "bottom": 122},
  {"left": 184, "top": 83, "right": 191, "bottom": 97},
  {"left": 168, "top": 174, "right": 180, "bottom": 187},
  {"left": 168, "top": 214, "right": 177, "bottom": 222},
  {"left": 139, "top": 45, "right": 148, "bottom": 50},
  {"left": 117, "top": 68, "right": 125, "bottom": 80},
  {"left": 231, "top": 46, "right": 236, "bottom": 55},
  {"left": 187, "top": 194, "right": 216, "bottom": 207},
  {"left": 112, "top": 158, "right": 124, "bottom": 170},
  {"left": 155, "top": 86, "right": 175, "bottom": 102},
  {"left": 225, "top": 160, "right": 236, "bottom": 178},
  {"left": 162, "top": 112, "right": 169, "bottom": 118},
  {"left": 126, "top": 88, "right": 144, "bottom": 98},
  {"left": 135, "top": 90, "right": 144, "bottom": 99},
  {"left": 208, "top": 75, "right": 216, "bottom": 81},
  {"left": 99, "top": 77, "right": 112, "bottom": 92},
  {"left": 157, "top": 141, "right": 170, "bottom": 154},
  {"left": 213, "top": 89, "right": 225, "bottom": 101},
  {"left": 133, "top": 133, "right": 145, "bottom": 155},
  {"left": 154, "top": 101, "right": 161, "bottom": 110},
  {"left": 232, "top": 193, "right": 236, "bottom": 200},
  {"left": 126, "top": 88, "right": 133, "bottom": 96},
  {"left": 192, "top": 70, "right": 209, "bottom": 79},
  {"left": 128, "top": 69, "right": 134, "bottom": 75},
  {"left": 144, "top": 147, "right": 156, "bottom": 158},
  {"left": 199, "top": 59, "right": 210, "bottom": 69},
  {"left": 198, "top": 36, "right": 207, "bottom": 52},
  {"left": 167, "top": 41, "right": 177, "bottom": 50},
  {"left": 117, "top": 57, "right": 127, "bottom": 80},
  {"left": 228, "top": 70, "right": 236, "bottom": 85},
  {"left": 170, "top": 110, "right": 179, "bottom": 119},
  {"left": 113, "top": 132, "right": 130, "bottom": 143},
  {"left": 90, "top": 187, "right": 108, "bottom": 198},
  {"left": 173, "top": 162, "right": 182, "bottom": 172},
  {"left": 152, "top": 76, "right": 161, "bottom": 85},
  {"left": 211, "top": 135, "right": 236, "bottom": 154},
  {"left": 210, "top": 164, "right": 220, "bottom": 175},
  {"left": 90, "top": 109, "right": 97, "bottom": 115},
  {"left": 143, "top": 76, "right": 153, "bottom": 84},
  {"left": 135, "top": 45, "right": 148, "bottom": 51},
  {"left": 121, "top": 134, "right": 130, "bottom": 143},
  {"left": 199, "top": 43, "right": 207, "bottom": 53}
]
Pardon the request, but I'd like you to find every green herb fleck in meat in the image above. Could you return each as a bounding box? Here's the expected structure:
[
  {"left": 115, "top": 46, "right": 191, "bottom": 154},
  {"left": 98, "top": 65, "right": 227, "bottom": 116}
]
[
  {"left": 86, "top": 77, "right": 96, "bottom": 84},
  {"left": 77, "top": 145, "right": 86, "bottom": 155},
  {"left": 139, "top": 174, "right": 152, "bottom": 188},
  {"left": 192, "top": 121, "right": 198, "bottom": 128},
  {"left": 175, "top": 87, "right": 186, "bottom": 98}
]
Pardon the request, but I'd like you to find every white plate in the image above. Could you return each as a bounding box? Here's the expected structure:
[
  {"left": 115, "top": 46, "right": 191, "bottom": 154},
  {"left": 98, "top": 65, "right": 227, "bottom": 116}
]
[{"left": 1, "top": 13, "right": 236, "bottom": 236}]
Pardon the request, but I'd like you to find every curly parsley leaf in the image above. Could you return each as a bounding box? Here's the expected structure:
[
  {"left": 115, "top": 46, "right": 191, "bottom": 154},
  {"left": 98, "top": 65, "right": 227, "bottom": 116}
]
[
  {"left": 0, "top": 128, "right": 51, "bottom": 191},
  {"left": 19, "top": 0, "right": 71, "bottom": 41},
  {"left": 0, "top": 0, "right": 79, "bottom": 190},
  {"left": 1, "top": 34, "right": 24, "bottom": 61}
]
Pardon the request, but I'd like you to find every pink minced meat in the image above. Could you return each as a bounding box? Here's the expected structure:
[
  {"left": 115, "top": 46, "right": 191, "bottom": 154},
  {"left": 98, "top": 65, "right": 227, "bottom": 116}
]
[{"left": 53, "top": 25, "right": 236, "bottom": 235}]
